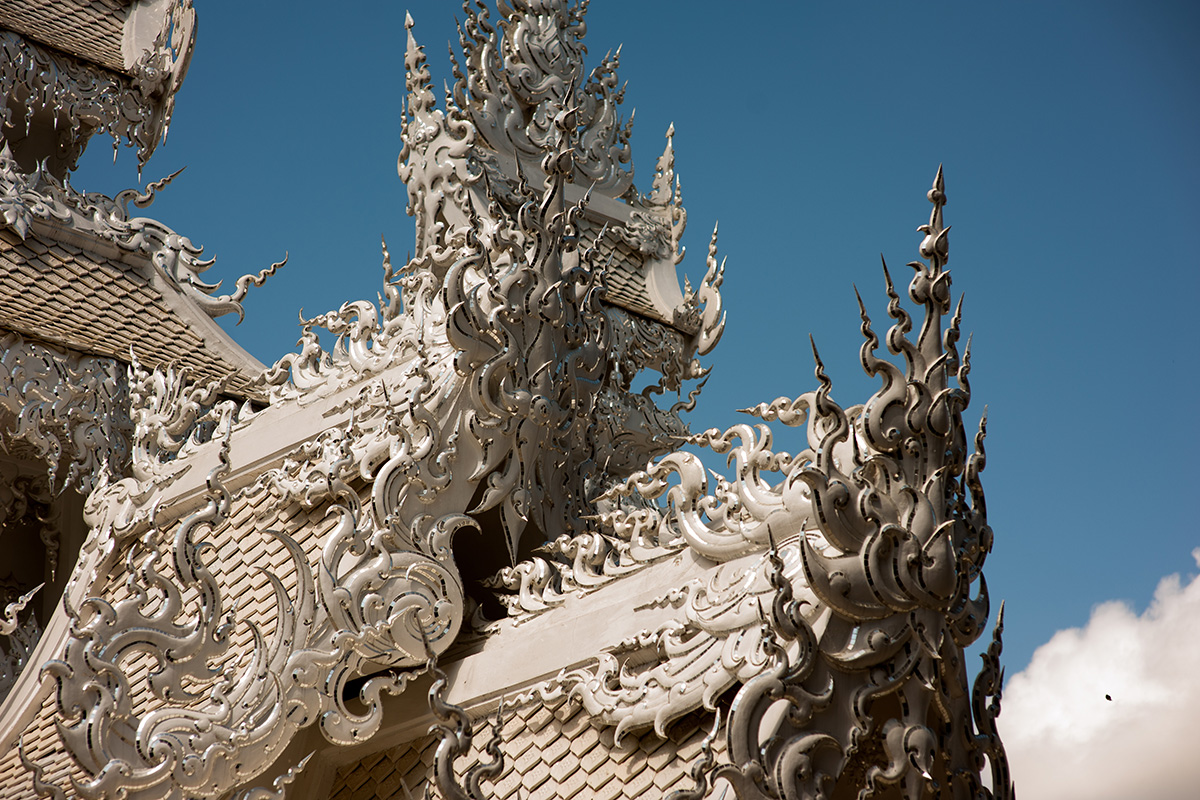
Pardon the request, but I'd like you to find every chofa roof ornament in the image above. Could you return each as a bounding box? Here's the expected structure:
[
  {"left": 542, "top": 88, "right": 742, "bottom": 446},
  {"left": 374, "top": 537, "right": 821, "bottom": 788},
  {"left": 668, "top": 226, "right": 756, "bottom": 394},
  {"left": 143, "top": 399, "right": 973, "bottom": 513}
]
[{"left": 3, "top": 4, "right": 1010, "bottom": 799}]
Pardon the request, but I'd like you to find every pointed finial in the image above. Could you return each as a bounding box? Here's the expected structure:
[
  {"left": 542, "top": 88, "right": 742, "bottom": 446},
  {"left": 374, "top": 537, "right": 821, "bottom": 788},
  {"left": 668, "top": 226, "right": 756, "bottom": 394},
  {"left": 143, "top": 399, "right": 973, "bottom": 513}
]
[
  {"left": 809, "top": 334, "right": 823, "bottom": 367},
  {"left": 403, "top": 11, "right": 435, "bottom": 119},
  {"left": 648, "top": 122, "right": 678, "bottom": 206},
  {"left": 928, "top": 163, "right": 946, "bottom": 207},
  {"left": 918, "top": 164, "right": 949, "bottom": 264}
]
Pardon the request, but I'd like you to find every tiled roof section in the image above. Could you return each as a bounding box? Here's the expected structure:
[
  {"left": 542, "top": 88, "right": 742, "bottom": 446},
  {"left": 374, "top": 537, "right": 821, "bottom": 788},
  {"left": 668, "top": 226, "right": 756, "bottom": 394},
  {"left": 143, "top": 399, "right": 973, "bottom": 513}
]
[
  {"left": 577, "top": 216, "right": 668, "bottom": 324},
  {"left": 0, "top": 482, "right": 337, "bottom": 800},
  {"left": 0, "top": 226, "right": 264, "bottom": 399},
  {"left": 0, "top": 0, "right": 130, "bottom": 73},
  {"left": 0, "top": 475, "right": 721, "bottom": 800},
  {"left": 329, "top": 699, "right": 722, "bottom": 800},
  {"left": 0, "top": 687, "right": 89, "bottom": 800}
]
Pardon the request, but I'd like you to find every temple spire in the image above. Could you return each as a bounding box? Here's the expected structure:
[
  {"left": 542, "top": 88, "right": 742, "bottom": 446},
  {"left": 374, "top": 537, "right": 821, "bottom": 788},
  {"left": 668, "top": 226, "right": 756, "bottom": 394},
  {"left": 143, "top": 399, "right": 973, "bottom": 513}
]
[{"left": 403, "top": 12, "right": 436, "bottom": 124}]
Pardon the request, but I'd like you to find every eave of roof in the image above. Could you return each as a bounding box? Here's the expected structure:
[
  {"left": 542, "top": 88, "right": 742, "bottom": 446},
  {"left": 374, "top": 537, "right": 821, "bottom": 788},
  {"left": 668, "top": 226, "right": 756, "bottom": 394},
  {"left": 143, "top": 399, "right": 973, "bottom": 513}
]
[
  {"left": 0, "top": 0, "right": 130, "bottom": 74},
  {"left": 0, "top": 221, "right": 267, "bottom": 399}
]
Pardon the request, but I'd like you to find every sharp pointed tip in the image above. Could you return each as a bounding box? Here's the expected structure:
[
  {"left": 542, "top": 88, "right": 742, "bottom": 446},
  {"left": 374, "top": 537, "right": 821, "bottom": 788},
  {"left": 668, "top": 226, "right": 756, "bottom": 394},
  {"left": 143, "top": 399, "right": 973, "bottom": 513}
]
[
  {"left": 666, "top": 121, "right": 675, "bottom": 137},
  {"left": 405, "top": 11, "right": 415, "bottom": 28}
]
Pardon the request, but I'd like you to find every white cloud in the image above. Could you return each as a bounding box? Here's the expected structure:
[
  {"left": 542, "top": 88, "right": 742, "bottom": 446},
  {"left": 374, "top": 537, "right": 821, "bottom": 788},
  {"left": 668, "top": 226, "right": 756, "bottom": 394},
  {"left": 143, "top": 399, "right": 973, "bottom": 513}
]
[{"left": 1000, "top": 549, "right": 1200, "bottom": 800}]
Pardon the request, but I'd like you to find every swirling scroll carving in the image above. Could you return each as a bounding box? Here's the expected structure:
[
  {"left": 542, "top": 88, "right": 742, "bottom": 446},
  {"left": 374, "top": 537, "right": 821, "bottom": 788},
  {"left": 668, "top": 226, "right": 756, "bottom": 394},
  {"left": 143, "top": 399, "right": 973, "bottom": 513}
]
[
  {"left": 0, "top": 332, "right": 130, "bottom": 495},
  {"left": 511, "top": 168, "right": 1009, "bottom": 798},
  {"left": 0, "top": 0, "right": 194, "bottom": 171},
  {"left": 0, "top": 145, "right": 283, "bottom": 321},
  {"left": 45, "top": 434, "right": 465, "bottom": 800},
  {"left": 0, "top": 586, "right": 41, "bottom": 702},
  {"left": 41, "top": 93, "right": 711, "bottom": 800},
  {"left": 455, "top": 0, "right": 633, "bottom": 196}
]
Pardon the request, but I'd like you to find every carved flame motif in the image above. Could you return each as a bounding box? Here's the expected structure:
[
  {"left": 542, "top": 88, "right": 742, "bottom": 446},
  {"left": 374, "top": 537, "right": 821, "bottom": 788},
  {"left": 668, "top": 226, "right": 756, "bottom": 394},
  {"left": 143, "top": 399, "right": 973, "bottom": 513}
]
[
  {"left": 456, "top": 0, "right": 633, "bottom": 195},
  {"left": 40, "top": 12, "right": 716, "bottom": 791},
  {"left": 0, "top": 0, "right": 194, "bottom": 171},
  {"left": 15, "top": 3, "right": 1011, "bottom": 798},
  {"left": 45, "top": 435, "right": 451, "bottom": 800},
  {"left": 0, "top": 145, "right": 283, "bottom": 321},
  {"left": 0, "top": 332, "right": 130, "bottom": 495},
  {"left": 554, "top": 168, "right": 1010, "bottom": 799}
]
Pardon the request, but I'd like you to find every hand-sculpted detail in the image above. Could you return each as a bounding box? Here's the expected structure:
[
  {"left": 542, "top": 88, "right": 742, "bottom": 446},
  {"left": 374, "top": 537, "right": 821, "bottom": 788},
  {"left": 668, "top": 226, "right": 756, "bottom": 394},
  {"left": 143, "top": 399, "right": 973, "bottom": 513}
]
[
  {"left": 968, "top": 602, "right": 1014, "bottom": 800},
  {"left": 0, "top": 148, "right": 283, "bottom": 321},
  {"left": 42, "top": 48, "right": 707, "bottom": 796},
  {"left": 44, "top": 434, "right": 459, "bottom": 800},
  {"left": 526, "top": 169, "right": 1008, "bottom": 798},
  {"left": 0, "top": 584, "right": 41, "bottom": 637},
  {"left": 484, "top": 505, "right": 683, "bottom": 617},
  {"left": 0, "top": 1, "right": 194, "bottom": 170},
  {"left": 643, "top": 124, "right": 687, "bottom": 260},
  {"left": 259, "top": 239, "right": 452, "bottom": 405},
  {"left": 8, "top": 7, "right": 1012, "bottom": 799},
  {"left": 399, "top": 14, "right": 480, "bottom": 259},
  {"left": 0, "top": 585, "right": 41, "bottom": 702},
  {"left": 455, "top": 0, "right": 633, "bottom": 196},
  {"left": 0, "top": 332, "right": 131, "bottom": 495},
  {"left": 126, "top": 356, "right": 255, "bottom": 482},
  {"left": 229, "top": 754, "right": 313, "bottom": 800},
  {"left": 74, "top": 357, "right": 255, "bottom": 605},
  {"left": 428, "top": 649, "right": 506, "bottom": 800},
  {"left": 442, "top": 116, "right": 612, "bottom": 557},
  {"left": 567, "top": 541, "right": 828, "bottom": 743}
]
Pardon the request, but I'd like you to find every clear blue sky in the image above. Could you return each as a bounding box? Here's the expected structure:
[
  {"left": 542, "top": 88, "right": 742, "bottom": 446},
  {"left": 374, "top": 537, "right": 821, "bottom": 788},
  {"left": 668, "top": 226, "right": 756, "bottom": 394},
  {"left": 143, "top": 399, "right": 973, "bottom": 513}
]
[{"left": 75, "top": 1, "right": 1200, "bottom": 679}]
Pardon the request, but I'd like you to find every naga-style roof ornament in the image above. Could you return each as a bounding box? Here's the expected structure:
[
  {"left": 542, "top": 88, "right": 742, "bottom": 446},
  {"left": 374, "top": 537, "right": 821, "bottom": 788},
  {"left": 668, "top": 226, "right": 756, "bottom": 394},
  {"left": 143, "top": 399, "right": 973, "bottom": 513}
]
[
  {"left": 400, "top": 2, "right": 719, "bottom": 341},
  {"left": 0, "top": 4, "right": 1011, "bottom": 800}
]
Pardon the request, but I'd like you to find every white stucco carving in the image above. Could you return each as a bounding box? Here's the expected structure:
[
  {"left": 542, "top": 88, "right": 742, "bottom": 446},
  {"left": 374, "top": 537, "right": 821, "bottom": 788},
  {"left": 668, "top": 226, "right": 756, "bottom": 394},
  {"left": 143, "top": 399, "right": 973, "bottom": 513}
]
[
  {"left": 492, "top": 169, "right": 1011, "bottom": 799},
  {"left": 0, "top": 3, "right": 1012, "bottom": 799},
  {"left": 0, "top": 0, "right": 194, "bottom": 169},
  {"left": 0, "top": 587, "right": 40, "bottom": 704},
  {"left": 0, "top": 332, "right": 130, "bottom": 495},
  {"left": 0, "top": 145, "right": 283, "bottom": 321}
]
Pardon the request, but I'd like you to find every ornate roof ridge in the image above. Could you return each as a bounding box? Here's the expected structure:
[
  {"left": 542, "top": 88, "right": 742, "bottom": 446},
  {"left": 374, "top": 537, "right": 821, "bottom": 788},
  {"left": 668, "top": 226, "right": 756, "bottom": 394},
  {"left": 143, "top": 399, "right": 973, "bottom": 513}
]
[
  {"left": 0, "top": 145, "right": 278, "bottom": 398},
  {"left": 0, "top": 1, "right": 194, "bottom": 168},
  {"left": 401, "top": 4, "right": 722, "bottom": 341}
]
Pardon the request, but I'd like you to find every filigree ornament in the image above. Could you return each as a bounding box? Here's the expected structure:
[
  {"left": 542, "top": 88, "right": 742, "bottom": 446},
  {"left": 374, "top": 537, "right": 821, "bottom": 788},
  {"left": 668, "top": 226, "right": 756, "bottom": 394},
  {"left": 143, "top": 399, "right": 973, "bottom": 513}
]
[
  {"left": 0, "top": 591, "right": 41, "bottom": 702},
  {"left": 229, "top": 754, "right": 313, "bottom": 800},
  {"left": 0, "top": 152, "right": 283, "bottom": 321},
  {"left": 0, "top": 2, "right": 194, "bottom": 171},
  {"left": 43, "top": 61, "right": 712, "bottom": 799},
  {"left": 74, "top": 357, "right": 256, "bottom": 604},
  {"left": 428, "top": 650, "right": 506, "bottom": 800},
  {"left": 566, "top": 541, "right": 828, "bottom": 743},
  {"left": 454, "top": 0, "right": 633, "bottom": 196},
  {"left": 508, "top": 169, "right": 1008, "bottom": 798},
  {"left": 0, "top": 583, "right": 41, "bottom": 637},
  {"left": 0, "top": 332, "right": 130, "bottom": 495},
  {"left": 17, "top": 5, "right": 1009, "bottom": 799},
  {"left": 45, "top": 436, "right": 456, "bottom": 800}
]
